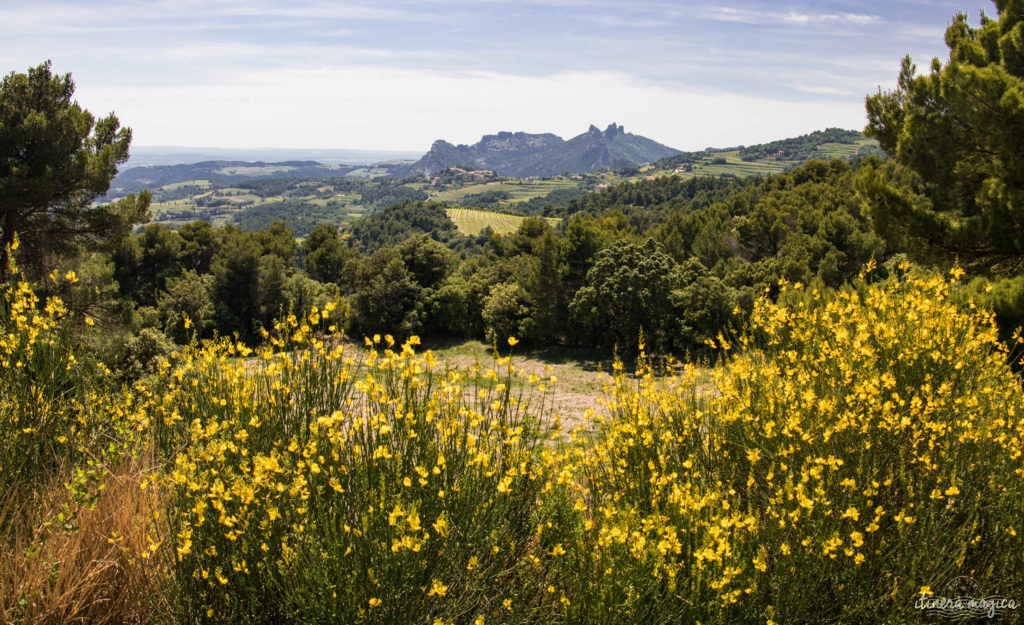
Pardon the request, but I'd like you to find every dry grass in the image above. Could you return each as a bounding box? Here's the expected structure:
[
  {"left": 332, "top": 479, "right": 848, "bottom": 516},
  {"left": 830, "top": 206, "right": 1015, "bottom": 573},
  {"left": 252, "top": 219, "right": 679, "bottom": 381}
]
[
  {"left": 0, "top": 452, "right": 168, "bottom": 625},
  {"left": 427, "top": 340, "right": 606, "bottom": 425},
  {"left": 428, "top": 340, "right": 718, "bottom": 432}
]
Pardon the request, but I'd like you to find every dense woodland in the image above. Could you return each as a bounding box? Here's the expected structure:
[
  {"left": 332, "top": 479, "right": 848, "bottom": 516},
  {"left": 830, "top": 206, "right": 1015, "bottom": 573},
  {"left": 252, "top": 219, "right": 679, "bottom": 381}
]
[
  {"left": 21, "top": 150, "right": 1018, "bottom": 378},
  {"left": 3, "top": 136, "right": 1023, "bottom": 381}
]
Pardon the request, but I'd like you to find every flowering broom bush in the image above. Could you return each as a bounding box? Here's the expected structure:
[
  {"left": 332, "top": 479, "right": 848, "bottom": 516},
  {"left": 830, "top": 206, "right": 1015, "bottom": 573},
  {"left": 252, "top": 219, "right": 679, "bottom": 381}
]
[
  {"left": 6, "top": 240, "right": 1024, "bottom": 625},
  {"left": 1, "top": 260, "right": 86, "bottom": 497},
  {"left": 556, "top": 265, "right": 1024, "bottom": 624},
  {"left": 0, "top": 246, "right": 164, "bottom": 624},
  {"left": 0, "top": 245, "right": 141, "bottom": 511},
  {"left": 152, "top": 311, "right": 572, "bottom": 624}
]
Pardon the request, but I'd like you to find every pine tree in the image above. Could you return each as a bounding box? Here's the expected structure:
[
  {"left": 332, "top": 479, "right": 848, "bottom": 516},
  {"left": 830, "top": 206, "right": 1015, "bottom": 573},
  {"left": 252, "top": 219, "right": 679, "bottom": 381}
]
[
  {"left": 0, "top": 61, "right": 149, "bottom": 278},
  {"left": 861, "top": 1, "right": 1024, "bottom": 274}
]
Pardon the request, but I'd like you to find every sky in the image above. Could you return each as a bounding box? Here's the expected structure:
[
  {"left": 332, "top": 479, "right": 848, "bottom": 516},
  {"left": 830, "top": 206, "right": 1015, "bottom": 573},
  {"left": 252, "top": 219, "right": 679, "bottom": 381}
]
[{"left": 0, "top": 0, "right": 994, "bottom": 153}]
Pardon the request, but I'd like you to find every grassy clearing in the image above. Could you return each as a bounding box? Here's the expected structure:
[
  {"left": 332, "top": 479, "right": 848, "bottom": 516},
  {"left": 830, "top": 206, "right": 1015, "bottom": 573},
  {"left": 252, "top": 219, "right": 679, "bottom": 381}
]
[
  {"left": 446, "top": 208, "right": 561, "bottom": 235},
  {"left": 426, "top": 339, "right": 617, "bottom": 427},
  {"left": 161, "top": 180, "right": 211, "bottom": 191},
  {"left": 212, "top": 165, "right": 297, "bottom": 176}
]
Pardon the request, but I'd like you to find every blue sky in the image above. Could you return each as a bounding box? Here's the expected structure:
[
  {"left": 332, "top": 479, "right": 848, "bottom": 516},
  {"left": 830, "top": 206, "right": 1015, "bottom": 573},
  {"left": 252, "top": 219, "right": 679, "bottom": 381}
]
[{"left": 0, "top": 0, "right": 992, "bottom": 152}]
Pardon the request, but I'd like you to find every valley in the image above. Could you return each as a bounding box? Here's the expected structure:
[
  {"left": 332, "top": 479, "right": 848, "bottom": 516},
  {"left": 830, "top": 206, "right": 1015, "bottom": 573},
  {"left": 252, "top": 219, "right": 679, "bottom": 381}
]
[{"left": 119, "top": 127, "right": 879, "bottom": 238}]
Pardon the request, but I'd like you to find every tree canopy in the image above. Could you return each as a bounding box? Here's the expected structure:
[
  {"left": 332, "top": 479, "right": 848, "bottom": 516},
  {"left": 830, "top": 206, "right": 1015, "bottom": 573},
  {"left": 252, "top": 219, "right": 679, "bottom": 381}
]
[
  {"left": 0, "top": 61, "right": 150, "bottom": 277},
  {"left": 862, "top": 1, "right": 1024, "bottom": 274}
]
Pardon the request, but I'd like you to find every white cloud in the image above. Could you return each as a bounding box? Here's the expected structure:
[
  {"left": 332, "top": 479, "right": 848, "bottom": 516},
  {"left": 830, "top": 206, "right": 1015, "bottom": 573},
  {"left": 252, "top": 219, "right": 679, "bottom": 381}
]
[
  {"left": 699, "top": 7, "right": 879, "bottom": 26},
  {"left": 73, "top": 66, "right": 869, "bottom": 151},
  {"left": 790, "top": 82, "right": 859, "bottom": 97},
  {"left": 588, "top": 14, "right": 666, "bottom": 28},
  {"left": 784, "top": 12, "right": 878, "bottom": 25}
]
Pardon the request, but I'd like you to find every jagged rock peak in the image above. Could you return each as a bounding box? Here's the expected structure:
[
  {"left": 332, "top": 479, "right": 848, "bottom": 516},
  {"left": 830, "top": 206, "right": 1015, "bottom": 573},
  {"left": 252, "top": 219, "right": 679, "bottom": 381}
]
[
  {"left": 604, "top": 123, "right": 624, "bottom": 138},
  {"left": 406, "top": 123, "right": 679, "bottom": 178}
]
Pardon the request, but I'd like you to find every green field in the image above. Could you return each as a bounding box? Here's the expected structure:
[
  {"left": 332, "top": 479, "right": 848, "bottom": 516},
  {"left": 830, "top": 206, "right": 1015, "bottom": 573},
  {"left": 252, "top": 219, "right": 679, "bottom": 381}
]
[
  {"left": 812, "top": 141, "right": 864, "bottom": 158},
  {"left": 432, "top": 179, "right": 579, "bottom": 204},
  {"left": 640, "top": 138, "right": 881, "bottom": 181},
  {"left": 213, "top": 165, "right": 298, "bottom": 176},
  {"left": 162, "top": 179, "right": 211, "bottom": 190},
  {"left": 447, "top": 207, "right": 561, "bottom": 235}
]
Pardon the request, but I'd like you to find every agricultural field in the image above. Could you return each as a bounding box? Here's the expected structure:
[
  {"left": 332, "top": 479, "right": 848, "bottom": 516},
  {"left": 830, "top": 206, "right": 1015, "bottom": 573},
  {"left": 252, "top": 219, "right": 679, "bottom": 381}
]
[
  {"left": 212, "top": 164, "right": 298, "bottom": 176},
  {"left": 446, "top": 207, "right": 561, "bottom": 235},
  {"left": 431, "top": 178, "right": 581, "bottom": 205},
  {"left": 643, "top": 137, "right": 881, "bottom": 181},
  {"left": 812, "top": 141, "right": 864, "bottom": 158},
  {"left": 161, "top": 179, "right": 212, "bottom": 190}
]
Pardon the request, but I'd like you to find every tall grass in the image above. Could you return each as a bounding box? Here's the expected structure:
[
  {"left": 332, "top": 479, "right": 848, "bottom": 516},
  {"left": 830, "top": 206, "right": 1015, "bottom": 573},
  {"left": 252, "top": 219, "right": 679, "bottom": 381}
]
[
  {"left": 0, "top": 454, "right": 167, "bottom": 625},
  {"left": 1, "top": 246, "right": 167, "bottom": 624}
]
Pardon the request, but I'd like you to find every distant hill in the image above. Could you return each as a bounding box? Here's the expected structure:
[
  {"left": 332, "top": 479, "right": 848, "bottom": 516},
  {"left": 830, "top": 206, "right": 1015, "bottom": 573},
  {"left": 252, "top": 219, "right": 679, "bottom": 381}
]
[
  {"left": 107, "top": 159, "right": 413, "bottom": 198},
  {"left": 652, "top": 128, "right": 881, "bottom": 171},
  {"left": 124, "top": 146, "right": 423, "bottom": 168},
  {"left": 404, "top": 123, "right": 680, "bottom": 178}
]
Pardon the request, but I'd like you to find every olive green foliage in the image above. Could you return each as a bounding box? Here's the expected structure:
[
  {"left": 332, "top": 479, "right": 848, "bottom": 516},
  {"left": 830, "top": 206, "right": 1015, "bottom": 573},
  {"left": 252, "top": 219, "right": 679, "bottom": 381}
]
[
  {"left": 178, "top": 220, "right": 222, "bottom": 275},
  {"left": 113, "top": 224, "right": 185, "bottom": 307},
  {"left": 424, "top": 276, "right": 472, "bottom": 337},
  {"left": 346, "top": 234, "right": 462, "bottom": 340},
  {"left": 349, "top": 247, "right": 428, "bottom": 340},
  {"left": 569, "top": 239, "right": 681, "bottom": 352},
  {"left": 731, "top": 159, "right": 888, "bottom": 286},
  {"left": 864, "top": 1, "right": 1024, "bottom": 271},
  {"left": 482, "top": 282, "right": 531, "bottom": 347},
  {"left": 301, "top": 224, "right": 358, "bottom": 287},
  {"left": 157, "top": 270, "right": 214, "bottom": 343},
  {"left": 105, "top": 219, "right": 337, "bottom": 346},
  {"left": 863, "top": 0, "right": 1024, "bottom": 330},
  {"left": 116, "top": 326, "right": 175, "bottom": 381},
  {"left": 395, "top": 234, "right": 455, "bottom": 289},
  {"left": 0, "top": 61, "right": 150, "bottom": 279},
  {"left": 208, "top": 224, "right": 304, "bottom": 344},
  {"left": 560, "top": 175, "right": 753, "bottom": 232},
  {"left": 346, "top": 200, "right": 469, "bottom": 254}
]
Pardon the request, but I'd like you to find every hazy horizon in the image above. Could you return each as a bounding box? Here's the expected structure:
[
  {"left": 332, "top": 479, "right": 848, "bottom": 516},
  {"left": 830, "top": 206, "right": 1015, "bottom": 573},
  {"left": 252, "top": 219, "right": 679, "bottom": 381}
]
[
  {"left": 2, "top": 0, "right": 992, "bottom": 152},
  {"left": 124, "top": 122, "right": 864, "bottom": 168},
  {"left": 123, "top": 145, "right": 424, "bottom": 167}
]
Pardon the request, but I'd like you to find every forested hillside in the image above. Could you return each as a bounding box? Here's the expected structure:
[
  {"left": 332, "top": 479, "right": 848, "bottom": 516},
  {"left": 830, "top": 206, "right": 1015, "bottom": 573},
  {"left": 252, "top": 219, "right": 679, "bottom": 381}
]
[
  {"left": 44, "top": 156, "right": 902, "bottom": 362},
  {"left": 14, "top": 140, "right": 1012, "bottom": 362},
  {"left": 113, "top": 129, "right": 882, "bottom": 240}
]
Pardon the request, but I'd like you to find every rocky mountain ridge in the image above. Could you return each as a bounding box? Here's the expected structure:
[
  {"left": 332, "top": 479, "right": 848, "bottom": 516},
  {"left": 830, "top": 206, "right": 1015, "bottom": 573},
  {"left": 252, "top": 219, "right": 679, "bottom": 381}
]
[{"left": 405, "top": 123, "right": 680, "bottom": 178}]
